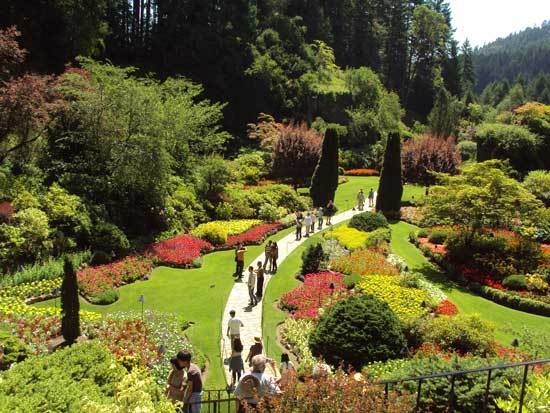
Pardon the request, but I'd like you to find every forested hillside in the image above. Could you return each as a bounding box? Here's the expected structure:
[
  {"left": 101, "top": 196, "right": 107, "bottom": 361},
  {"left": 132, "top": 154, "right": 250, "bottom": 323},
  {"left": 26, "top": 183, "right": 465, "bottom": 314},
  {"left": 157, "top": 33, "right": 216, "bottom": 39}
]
[
  {"left": 0, "top": 0, "right": 470, "bottom": 134},
  {"left": 474, "top": 21, "right": 550, "bottom": 92}
]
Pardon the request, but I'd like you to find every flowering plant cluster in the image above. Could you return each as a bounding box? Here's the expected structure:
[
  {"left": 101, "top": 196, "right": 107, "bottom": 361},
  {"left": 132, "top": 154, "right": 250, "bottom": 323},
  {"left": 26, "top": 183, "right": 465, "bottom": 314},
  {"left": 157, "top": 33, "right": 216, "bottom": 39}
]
[
  {"left": 324, "top": 226, "right": 370, "bottom": 250},
  {"left": 0, "top": 295, "right": 101, "bottom": 320},
  {"left": 359, "top": 275, "right": 432, "bottom": 322},
  {"left": 148, "top": 234, "right": 212, "bottom": 267},
  {"left": 280, "top": 318, "right": 316, "bottom": 372},
  {"left": 460, "top": 266, "right": 504, "bottom": 289},
  {"left": 0, "top": 278, "right": 61, "bottom": 301},
  {"left": 192, "top": 219, "right": 262, "bottom": 239},
  {"left": 280, "top": 272, "right": 347, "bottom": 320},
  {"left": 330, "top": 249, "right": 399, "bottom": 277},
  {"left": 418, "top": 237, "right": 447, "bottom": 255},
  {"left": 435, "top": 299, "right": 459, "bottom": 316},
  {"left": 344, "top": 169, "right": 379, "bottom": 176},
  {"left": 77, "top": 255, "right": 154, "bottom": 298},
  {"left": 225, "top": 222, "right": 283, "bottom": 247}
]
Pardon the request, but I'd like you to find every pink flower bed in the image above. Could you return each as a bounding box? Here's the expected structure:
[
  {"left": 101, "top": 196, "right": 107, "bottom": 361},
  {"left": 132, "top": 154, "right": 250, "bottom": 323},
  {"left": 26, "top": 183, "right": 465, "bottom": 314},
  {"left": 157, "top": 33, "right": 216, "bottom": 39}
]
[
  {"left": 280, "top": 272, "right": 347, "bottom": 320},
  {"left": 78, "top": 255, "right": 154, "bottom": 297},
  {"left": 225, "top": 223, "right": 283, "bottom": 248},
  {"left": 148, "top": 234, "right": 213, "bottom": 267}
]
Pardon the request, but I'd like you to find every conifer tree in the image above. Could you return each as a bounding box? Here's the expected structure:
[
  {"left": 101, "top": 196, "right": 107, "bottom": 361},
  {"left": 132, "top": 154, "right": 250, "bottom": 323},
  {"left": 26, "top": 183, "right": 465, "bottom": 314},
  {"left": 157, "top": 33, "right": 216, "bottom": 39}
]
[
  {"left": 310, "top": 126, "right": 340, "bottom": 207},
  {"left": 376, "top": 132, "right": 403, "bottom": 218},
  {"left": 61, "top": 256, "right": 80, "bottom": 344}
]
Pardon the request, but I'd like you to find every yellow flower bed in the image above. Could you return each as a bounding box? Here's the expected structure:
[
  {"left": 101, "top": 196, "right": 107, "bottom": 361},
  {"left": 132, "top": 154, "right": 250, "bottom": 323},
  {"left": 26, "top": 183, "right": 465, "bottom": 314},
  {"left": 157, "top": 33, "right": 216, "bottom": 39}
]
[
  {"left": 323, "top": 225, "right": 368, "bottom": 250},
  {"left": 191, "top": 219, "right": 262, "bottom": 245},
  {"left": 359, "top": 275, "right": 431, "bottom": 322},
  {"left": 0, "top": 278, "right": 62, "bottom": 300},
  {"left": 0, "top": 296, "right": 101, "bottom": 322}
]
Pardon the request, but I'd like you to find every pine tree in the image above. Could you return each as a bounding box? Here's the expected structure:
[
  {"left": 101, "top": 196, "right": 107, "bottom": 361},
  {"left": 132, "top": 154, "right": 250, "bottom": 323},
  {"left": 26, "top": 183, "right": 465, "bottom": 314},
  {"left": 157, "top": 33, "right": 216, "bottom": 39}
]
[
  {"left": 376, "top": 132, "right": 403, "bottom": 218},
  {"left": 443, "top": 39, "right": 462, "bottom": 97},
  {"left": 310, "top": 126, "right": 340, "bottom": 208},
  {"left": 61, "top": 256, "right": 80, "bottom": 344},
  {"left": 461, "top": 39, "right": 476, "bottom": 92},
  {"left": 428, "top": 87, "right": 460, "bottom": 137}
]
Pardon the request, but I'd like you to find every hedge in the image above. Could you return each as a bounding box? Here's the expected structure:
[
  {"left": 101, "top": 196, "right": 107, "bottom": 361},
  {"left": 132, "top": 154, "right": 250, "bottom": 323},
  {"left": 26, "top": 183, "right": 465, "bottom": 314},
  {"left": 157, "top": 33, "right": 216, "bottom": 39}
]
[{"left": 471, "top": 285, "right": 550, "bottom": 317}]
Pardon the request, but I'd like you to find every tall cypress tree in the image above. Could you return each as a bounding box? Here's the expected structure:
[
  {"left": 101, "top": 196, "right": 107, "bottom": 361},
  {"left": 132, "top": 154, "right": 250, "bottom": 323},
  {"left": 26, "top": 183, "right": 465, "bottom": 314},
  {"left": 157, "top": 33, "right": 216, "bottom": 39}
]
[
  {"left": 461, "top": 39, "right": 476, "bottom": 92},
  {"left": 61, "top": 256, "right": 80, "bottom": 344},
  {"left": 376, "top": 132, "right": 403, "bottom": 218},
  {"left": 310, "top": 126, "right": 340, "bottom": 207}
]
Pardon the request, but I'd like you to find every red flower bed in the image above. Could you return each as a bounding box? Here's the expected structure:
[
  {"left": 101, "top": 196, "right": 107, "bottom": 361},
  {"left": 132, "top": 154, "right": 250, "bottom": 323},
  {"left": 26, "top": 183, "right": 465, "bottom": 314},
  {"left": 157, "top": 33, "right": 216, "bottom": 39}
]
[
  {"left": 460, "top": 266, "right": 503, "bottom": 289},
  {"left": 77, "top": 255, "right": 154, "bottom": 297},
  {"left": 435, "top": 299, "right": 458, "bottom": 316},
  {"left": 418, "top": 238, "right": 447, "bottom": 255},
  {"left": 280, "top": 272, "right": 347, "bottom": 320},
  {"left": 148, "top": 234, "right": 213, "bottom": 267},
  {"left": 344, "top": 169, "right": 379, "bottom": 176},
  {"left": 89, "top": 318, "right": 160, "bottom": 367},
  {"left": 225, "top": 223, "right": 283, "bottom": 248}
]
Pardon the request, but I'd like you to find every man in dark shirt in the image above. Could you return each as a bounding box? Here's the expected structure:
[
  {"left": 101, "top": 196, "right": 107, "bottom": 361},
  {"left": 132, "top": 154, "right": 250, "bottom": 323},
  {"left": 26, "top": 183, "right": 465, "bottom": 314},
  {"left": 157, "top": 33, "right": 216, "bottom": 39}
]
[{"left": 177, "top": 351, "right": 203, "bottom": 413}]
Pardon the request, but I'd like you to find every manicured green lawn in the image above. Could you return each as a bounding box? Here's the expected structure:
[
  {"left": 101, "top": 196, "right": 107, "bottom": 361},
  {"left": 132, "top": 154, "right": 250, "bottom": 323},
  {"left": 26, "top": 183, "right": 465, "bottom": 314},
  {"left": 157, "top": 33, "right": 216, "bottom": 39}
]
[{"left": 390, "top": 221, "right": 550, "bottom": 345}]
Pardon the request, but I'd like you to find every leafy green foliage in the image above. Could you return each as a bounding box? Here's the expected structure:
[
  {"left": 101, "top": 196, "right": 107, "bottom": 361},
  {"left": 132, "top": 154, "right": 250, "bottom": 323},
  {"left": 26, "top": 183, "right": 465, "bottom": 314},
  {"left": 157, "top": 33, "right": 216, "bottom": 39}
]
[
  {"left": 416, "top": 314, "right": 497, "bottom": 356},
  {"left": 309, "top": 295, "right": 406, "bottom": 369},
  {"left": 0, "top": 331, "right": 29, "bottom": 370},
  {"left": 0, "top": 342, "right": 126, "bottom": 412},
  {"left": 349, "top": 211, "right": 389, "bottom": 232},
  {"left": 523, "top": 170, "right": 550, "bottom": 206},
  {"left": 502, "top": 275, "right": 528, "bottom": 291},
  {"left": 89, "top": 222, "right": 129, "bottom": 258}
]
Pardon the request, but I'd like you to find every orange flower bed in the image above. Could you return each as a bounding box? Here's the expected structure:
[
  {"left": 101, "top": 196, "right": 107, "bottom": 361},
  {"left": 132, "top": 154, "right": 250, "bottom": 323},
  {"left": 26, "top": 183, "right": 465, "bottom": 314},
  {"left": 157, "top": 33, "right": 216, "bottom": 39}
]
[
  {"left": 344, "top": 169, "right": 379, "bottom": 176},
  {"left": 418, "top": 238, "right": 447, "bottom": 255}
]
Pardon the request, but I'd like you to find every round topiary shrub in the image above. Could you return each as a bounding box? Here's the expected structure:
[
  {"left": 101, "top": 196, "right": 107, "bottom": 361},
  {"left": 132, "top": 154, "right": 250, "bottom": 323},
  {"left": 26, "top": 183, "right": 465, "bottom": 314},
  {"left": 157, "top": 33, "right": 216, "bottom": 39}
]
[
  {"left": 309, "top": 295, "right": 406, "bottom": 369},
  {"left": 90, "top": 250, "right": 112, "bottom": 266},
  {"left": 90, "top": 288, "right": 120, "bottom": 305},
  {"left": 90, "top": 222, "right": 130, "bottom": 257},
  {"left": 348, "top": 211, "right": 389, "bottom": 233},
  {"left": 428, "top": 229, "right": 449, "bottom": 245},
  {"left": 301, "top": 242, "right": 327, "bottom": 275},
  {"left": 503, "top": 274, "right": 528, "bottom": 291}
]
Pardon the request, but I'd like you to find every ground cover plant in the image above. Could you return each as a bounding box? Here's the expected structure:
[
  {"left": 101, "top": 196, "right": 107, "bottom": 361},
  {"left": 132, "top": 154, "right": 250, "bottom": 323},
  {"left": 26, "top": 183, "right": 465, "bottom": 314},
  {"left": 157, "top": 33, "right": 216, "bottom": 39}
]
[{"left": 147, "top": 234, "right": 213, "bottom": 267}]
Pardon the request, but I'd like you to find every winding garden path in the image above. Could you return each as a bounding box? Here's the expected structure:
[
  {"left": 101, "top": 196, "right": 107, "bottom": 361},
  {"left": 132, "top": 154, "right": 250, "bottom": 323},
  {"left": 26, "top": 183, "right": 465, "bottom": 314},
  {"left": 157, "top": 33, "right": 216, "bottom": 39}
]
[{"left": 220, "top": 207, "right": 368, "bottom": 382}]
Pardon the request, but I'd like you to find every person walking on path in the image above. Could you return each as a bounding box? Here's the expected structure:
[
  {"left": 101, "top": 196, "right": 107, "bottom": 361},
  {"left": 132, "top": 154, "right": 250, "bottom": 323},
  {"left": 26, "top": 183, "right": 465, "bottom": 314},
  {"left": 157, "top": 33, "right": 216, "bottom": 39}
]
[
  {"left": 255, "top": 261, "right": 265, "bottom": 300},
  {"left": 166, "top": 356, "right": 188, "bottom": 404},
  {"left": 263, "top": 241, "right": 272, "bottom": 271},
  {"left": 247, "top": 266, "right": 257, "bottom": 307},
  {"left": 279, "top": 353, "right": 295, "bottom": 376},
  {"left": 311, "top": 209, "right": 316, "bottom": 232},
  {"left": 245, "top": 337, "right": 264, "bottom": 367},
  {"left": 270, "top": 242, "right": 278, "bottom": 273},
  {"left": 368, "top": 188, "right": 375, "bottom": 208},
  {"left": 304, "top": 212, "right": 312, "bottom": 237},
  {"left": 235, "top": 244, "right": 246, "bottom": 279},
  {"left": 317, "top": 207, "right": 324, "bottom": 230},
  {"left": 229, "top": 338, "right": 245, "bottom": 388},
  {"left": 295, "top": 213, "right": 303, "bottom": 241},
  {"left": 177, "top": 351, "right": 203, "bottom": 413},
  {"left": 325, "top": 200, "right": 336, "bottom": 225},
  {"left": 227, "top": 310, "right": 244, "bottom": 349},
  {"left": 357, "top": 189, "right": 365, "bottom": 211},
  {"left": 235, "top": 355, "right": 281, "bottom": 413}
]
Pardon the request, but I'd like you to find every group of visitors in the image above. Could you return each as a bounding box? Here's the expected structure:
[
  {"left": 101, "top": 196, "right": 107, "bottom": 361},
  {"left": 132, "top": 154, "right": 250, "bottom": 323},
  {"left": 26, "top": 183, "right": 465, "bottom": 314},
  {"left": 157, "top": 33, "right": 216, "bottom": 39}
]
[
  {"left": 165, "top": 351, "right": 204, "bottom": 413},
  {"left": 294, "top": 200, "right": 337, "bottom": 241},
  {"left": 356, "top": 189, "right": 375, "bottom": 210}
]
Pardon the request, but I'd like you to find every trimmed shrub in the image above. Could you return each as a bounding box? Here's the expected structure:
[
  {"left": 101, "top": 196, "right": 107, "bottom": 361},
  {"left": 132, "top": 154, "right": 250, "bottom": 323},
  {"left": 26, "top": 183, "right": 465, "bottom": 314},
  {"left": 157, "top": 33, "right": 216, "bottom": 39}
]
[
  {"left": 301, "top": 242, "right": 327, "bottom": 275},
  {"left": 428, "top": 229, "right": 449, "bottom": 245},
  {"left": 90, "top": 222, "right": 130, "bottom": 257},
  {"left": 309, "top": 295, "right": 406, "bottom": 369},
  {"left": 349, "top": 211, "right": 389, "bottom": 232},
  {"left": 215, "top": 202, "right": 233, "bottom": 220},
  {"left": 475, "top": 285, "right": 550, "bottom": 317},
  {"left": 457, "top": 140, "right": 477, "bottom": 162},
  {"left": 0, "top": 331, "right": 29, "bottom": 370},
  {"left": 258, "top": 203, "right": 285, "bottom": 222},
  {"left": 523, "top": 170, "right": 550, "bottom": 206},
  {"left": 502, "top": 275, "right": 527, "bottom": 291},
  {"left": 90, "top": 250, "right": 111, "bottom": 266},
  {"left": 89, "top": 288, "right": 120, "bottom": 305},
  {"left": 364, "top": 227, "right": 391, "bottom": 248},
  {"left": 416, "top": 314, "right": 497, "bottom": 356},
  {"left": 376, "top": 132, "right": 403, "bottom": 218},
  {"left": 310, "top": 127, "right": 340, "bottom": 207}
]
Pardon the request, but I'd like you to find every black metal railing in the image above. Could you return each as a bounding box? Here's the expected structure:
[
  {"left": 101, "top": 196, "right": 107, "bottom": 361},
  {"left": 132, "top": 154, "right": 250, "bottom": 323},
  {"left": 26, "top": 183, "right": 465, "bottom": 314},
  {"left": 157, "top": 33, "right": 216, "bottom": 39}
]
[
  {"left": 377, "top": 358, "right": 550, "bottom": 413},
  {"left": 199, "top": 358, "right": 549, "bottom": 412}
]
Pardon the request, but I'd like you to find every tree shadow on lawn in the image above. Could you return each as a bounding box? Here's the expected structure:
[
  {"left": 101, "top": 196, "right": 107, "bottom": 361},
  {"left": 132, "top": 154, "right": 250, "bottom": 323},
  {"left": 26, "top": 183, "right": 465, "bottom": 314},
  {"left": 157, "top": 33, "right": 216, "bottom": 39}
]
[{"left": 412, "top": 262, "right": 471, "bottom": 296}]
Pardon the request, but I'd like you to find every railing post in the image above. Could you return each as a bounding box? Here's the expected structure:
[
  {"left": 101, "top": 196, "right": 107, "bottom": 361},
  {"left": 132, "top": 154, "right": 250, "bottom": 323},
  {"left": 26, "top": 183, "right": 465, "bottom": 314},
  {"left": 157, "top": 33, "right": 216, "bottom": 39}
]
[
  {"left": 415, "top": 379, "right": 423, "bottom": 411},
  {"left": 449, "top": 375, "right": 456, "bottom": 412},
  {"left": 483, "top": 369, "right": 492, "bottom": 412},
  {"left": 518, "top": 364, "right": 529, "bottom": 413}
]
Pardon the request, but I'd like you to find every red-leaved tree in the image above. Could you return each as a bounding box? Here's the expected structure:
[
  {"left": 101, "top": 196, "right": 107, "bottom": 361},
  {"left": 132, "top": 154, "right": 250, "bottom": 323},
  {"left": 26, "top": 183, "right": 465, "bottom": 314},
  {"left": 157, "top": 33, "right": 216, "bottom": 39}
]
[
  {"left": 402, "top": 135, "right": 461, "bottom": 185},
  {"left": 0, "top": 26, "right": 64, "bottom": 162},
  {"left": 272, "top": 122, "right": 323, "bottom": 188}
]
